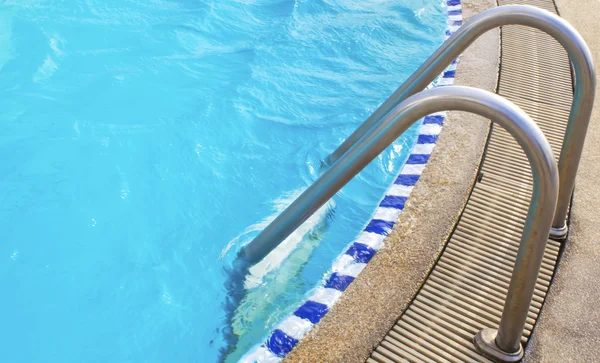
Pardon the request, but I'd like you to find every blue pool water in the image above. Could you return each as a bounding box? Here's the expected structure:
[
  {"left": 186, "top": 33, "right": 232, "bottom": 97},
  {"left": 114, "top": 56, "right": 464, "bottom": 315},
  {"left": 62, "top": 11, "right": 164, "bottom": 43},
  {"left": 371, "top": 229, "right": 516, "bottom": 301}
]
[{"left": 0, "top": 1, "right": 447, "bottom": 362}]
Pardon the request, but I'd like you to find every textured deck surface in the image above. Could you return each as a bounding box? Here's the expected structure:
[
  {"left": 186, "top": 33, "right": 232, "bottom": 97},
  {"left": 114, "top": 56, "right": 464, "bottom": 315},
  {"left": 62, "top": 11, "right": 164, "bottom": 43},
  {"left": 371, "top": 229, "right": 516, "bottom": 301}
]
[
  {"left": 523, "top": 0, "right": 600, "bottom": 361},
  {"left": 369, "top": 0, "right": 573, "bottom": 362}
]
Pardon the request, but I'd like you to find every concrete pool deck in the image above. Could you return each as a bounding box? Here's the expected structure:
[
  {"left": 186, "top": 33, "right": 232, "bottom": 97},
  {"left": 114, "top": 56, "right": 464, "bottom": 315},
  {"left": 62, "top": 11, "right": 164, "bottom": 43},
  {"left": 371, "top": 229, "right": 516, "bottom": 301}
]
[
  {"left": 285, "top": 0, "right": 499, "bottom": 361},
  {"left": 523, "top": 0, "right": 600, "bottom": 361}
]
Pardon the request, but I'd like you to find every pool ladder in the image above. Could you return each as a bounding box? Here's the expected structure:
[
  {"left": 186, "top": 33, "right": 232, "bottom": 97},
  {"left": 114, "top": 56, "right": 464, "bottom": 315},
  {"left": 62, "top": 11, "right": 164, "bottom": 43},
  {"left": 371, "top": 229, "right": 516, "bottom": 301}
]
[{"left": 236, "top": 5, "right": 595, "bottom": 362}]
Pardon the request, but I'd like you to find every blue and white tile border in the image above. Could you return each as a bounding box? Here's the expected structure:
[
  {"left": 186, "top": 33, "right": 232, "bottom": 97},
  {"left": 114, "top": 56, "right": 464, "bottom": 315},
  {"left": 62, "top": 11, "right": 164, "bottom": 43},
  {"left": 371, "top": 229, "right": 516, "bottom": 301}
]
[{"left": 242, "top": 1, "right": 462, "bottom": 361}]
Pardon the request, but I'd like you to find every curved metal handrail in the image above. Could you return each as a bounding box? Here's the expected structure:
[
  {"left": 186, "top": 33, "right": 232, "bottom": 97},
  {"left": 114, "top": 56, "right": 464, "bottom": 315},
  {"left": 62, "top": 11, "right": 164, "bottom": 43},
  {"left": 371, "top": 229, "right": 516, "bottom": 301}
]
[
  {"left": 239, "top": 86, "right": 559, "bottom": 360},
  {"left": 322, "top": 5, "right": 595, "bottom": 238}
]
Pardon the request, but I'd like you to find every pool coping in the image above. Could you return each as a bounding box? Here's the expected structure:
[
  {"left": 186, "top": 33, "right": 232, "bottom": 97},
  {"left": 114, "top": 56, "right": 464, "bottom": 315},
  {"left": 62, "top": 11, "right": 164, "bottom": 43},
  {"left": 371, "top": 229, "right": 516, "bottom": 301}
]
[{"left": 242, "top": 0, "right": 499, "bottom": 361}]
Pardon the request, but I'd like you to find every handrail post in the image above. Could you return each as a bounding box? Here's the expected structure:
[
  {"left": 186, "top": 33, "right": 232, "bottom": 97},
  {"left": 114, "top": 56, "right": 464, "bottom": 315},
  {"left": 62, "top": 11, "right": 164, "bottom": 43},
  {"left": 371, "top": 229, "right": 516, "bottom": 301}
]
[
  {"left": 239, "top": 86, "right": 559, "bottom": 362},
  {"left": 322, "top": 5, "right": 595, "bottom": 240}
]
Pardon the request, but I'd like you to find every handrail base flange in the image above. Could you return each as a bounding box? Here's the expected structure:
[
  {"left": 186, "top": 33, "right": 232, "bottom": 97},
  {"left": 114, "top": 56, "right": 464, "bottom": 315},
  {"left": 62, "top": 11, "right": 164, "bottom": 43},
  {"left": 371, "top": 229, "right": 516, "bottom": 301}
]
[
  {"left": 474, "top": 328, "right": 524, "bottom": 363},
  {"left": 550, "top": 223, "right": 569, "bottom": 241}
]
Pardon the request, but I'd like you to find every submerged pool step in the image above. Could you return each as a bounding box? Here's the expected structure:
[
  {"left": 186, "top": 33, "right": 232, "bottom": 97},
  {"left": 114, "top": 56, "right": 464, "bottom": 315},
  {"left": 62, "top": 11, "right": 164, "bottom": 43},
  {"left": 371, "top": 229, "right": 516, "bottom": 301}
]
[{"left": 369, "top": 0, "right": 572, "bottom": 361}]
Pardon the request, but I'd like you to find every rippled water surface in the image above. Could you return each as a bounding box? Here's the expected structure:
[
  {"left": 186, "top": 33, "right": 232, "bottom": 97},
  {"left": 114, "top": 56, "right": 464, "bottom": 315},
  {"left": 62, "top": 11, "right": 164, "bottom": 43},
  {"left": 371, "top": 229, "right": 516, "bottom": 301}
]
[{"left": 0, "top": 0, "right": 447, "bottom": 361}]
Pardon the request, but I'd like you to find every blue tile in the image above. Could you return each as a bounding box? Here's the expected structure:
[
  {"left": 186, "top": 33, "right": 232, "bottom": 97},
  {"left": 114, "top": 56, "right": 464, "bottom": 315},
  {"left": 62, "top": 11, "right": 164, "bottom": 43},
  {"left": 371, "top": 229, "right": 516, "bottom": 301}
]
[
  {"left": 346, "top": 242, "right": 377, "bottom": 263},
  {"left": 418, "top": 134, "right": 438, "bottom": 144},
  {"left": 267, "top": 330, "right": 298, "bottom": 357},
  {"left": 364, "top": 219, "right": 395, "bottom": 235},
  {"left": 294, "top": 301, "right": 329, "bottom": 324},
  {"left": 395, "top": 174, "right": 420, "bottom": 186},
  {"left": 424, "top": 115, "right": 444, "bottom": 125},
  {"left": 443, "top": 70, "right": 456, "bottom": 78},
  {"left": 446, "top": 29, "right": 452, "bottom": 36},
  {"left": 447, "top": 0, "right": 460, "bottom": 5},
  {"left": 261, "top": 7, "right": 463, "bottom": 350},
  {"left": 450, "top": 20, "right": 462, "bottom": 26},
  {"left": 324, "top": 273, "right": 355, "bottom": 291},
  {"left": 407, "top": 154, "right": 430, "bottom": 164},
  {"left": 380, "top": 195, "right": 407, "bottom": 210}
]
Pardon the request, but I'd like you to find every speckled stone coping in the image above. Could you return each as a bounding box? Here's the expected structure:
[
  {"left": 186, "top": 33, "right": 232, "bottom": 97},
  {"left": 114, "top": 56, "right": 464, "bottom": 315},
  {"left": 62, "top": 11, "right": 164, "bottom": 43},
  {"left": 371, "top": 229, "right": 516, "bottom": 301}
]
[
  {"left": 241, "top": 2, "right": 465, "bottom": 362},
  {"left": 280, "top": 0, "right": 497, "bottom": 359}
]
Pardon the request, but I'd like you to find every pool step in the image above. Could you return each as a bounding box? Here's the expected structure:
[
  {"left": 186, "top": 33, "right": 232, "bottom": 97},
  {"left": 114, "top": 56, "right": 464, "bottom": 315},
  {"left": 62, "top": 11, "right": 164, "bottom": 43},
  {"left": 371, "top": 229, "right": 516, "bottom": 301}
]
[{"left": 368, "top": 0, "right": 573, "bottom": 362}]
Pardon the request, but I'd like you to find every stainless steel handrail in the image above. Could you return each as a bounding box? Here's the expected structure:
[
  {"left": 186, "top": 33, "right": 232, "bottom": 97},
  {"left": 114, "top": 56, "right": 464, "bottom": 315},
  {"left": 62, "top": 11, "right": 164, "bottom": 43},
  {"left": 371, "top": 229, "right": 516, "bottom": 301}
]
[
  {"left": 322, "top": 5, "right": 595, "bottom": 239},
  {"left": 239, "top": 86, "right": 559, "bottom": 361}
]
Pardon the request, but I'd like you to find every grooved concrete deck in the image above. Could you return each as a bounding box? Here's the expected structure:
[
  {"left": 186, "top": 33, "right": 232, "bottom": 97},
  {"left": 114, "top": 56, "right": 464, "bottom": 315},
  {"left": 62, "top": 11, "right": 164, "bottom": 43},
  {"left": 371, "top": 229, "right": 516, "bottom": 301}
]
[
  {"left": 523, "top": 0, "right": 600, "bottom": 361},
  {"left": 369, "top": 0, "right": 575, "bottom": 361}
]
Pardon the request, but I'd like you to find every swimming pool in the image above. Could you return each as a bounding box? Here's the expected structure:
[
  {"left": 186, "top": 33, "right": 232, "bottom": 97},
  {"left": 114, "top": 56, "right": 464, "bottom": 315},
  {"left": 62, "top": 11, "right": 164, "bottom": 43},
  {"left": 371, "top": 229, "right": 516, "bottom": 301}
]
[{"left": 0, "top": 1, "right": 447, "bottom": 362}]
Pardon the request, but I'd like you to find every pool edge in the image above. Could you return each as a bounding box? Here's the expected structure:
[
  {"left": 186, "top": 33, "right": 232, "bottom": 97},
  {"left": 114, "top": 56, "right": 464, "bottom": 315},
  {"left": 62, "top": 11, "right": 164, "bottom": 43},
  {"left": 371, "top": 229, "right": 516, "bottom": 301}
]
[{"left": 241, "top": 0, "right": 499, "bottom": 361}]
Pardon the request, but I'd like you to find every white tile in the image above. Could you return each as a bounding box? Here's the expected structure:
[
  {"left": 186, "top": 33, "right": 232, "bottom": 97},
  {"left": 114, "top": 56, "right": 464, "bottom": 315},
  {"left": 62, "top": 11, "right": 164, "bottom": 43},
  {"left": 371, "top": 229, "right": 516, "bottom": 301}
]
[
  {"left": 309, "top": 287, "right": 343, "bottom": 308},
  {"left": 399, "top": 164, "right": 426, "bottom": 175},
  {"left": 412, "top": 143, "right": 435, "bottom": 154},
  {"left": 277, "top": 315, "right": 313, "bottom": 341},
  {"left": 445, "top": 62, "right": 457, "bottom": 72},
  {"left": 332, "top": 255, "right": 367, "bottom": 277},
  {"left": 388, "top": 184, "right": 414, "bottom": 197},
  {"left": 437, "top": 77, "right": 454, "bottom": 86},
  {"left": 240, "top": 346, "right": 282, "bottom": 363},
  {"left": 355, "top": 231, "right": 387, "bottom": 250},
  {"left": 420, "top": 124, "right": 442, "bottom": 135},
  {"left": 373, "top": 207, "right": 401, "bottom": 223}
]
